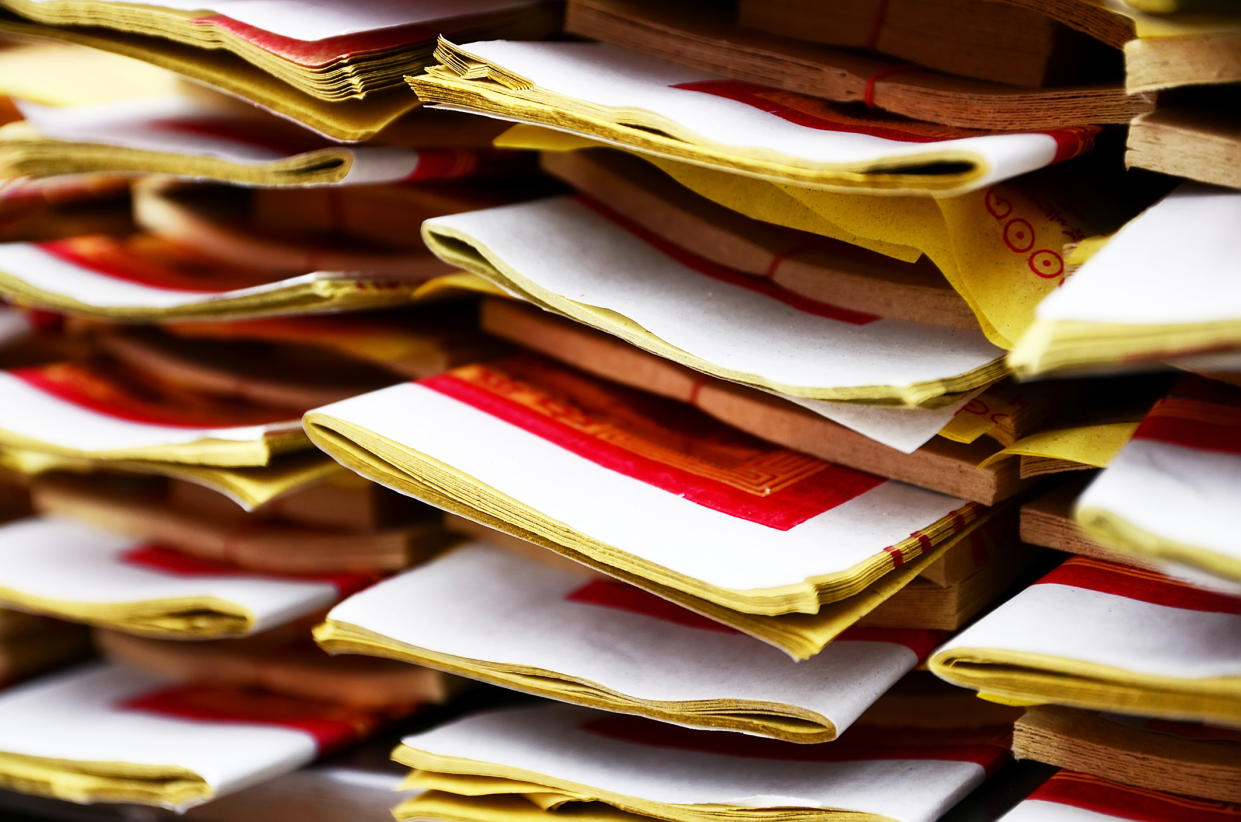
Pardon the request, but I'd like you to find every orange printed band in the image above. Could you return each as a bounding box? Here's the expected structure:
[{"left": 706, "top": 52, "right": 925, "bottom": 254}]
[{"left": 420, "top": 356, "right": 886, "bottom": 530}]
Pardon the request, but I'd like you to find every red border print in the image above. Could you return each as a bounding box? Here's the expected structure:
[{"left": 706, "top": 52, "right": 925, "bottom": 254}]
[
  {"left": 8, "top": 363, "right": 293, "bottom": 429},
  {"left": 1134, "top": 377, "right": 1241, "bottom": 456},
  {"left": 671, "top": 80, "right": 979, "bottom": 143},
  {"left": 422, "top": 359, "right": 886, "bottom": 530},
  {"left": 1028, "top": 771, "right": 1241, "bottom": 822},
  {"left": 581, "top": 714, "right": 1009, "bottom": 771},
  {"left": 1036, "top": 557, "right": 1241, "bottom": 616},
  {"left": 198, "top": 14, "right": 435, "bottom": 67},
  {"left": 36, "top": 235, "right": 278, "bottom": 294},
  {"left": 122, "top": 682, "right": 382, "bottom": 753},
  {"left": 121, "top": 544, "right": 375, "bottom": 597}
]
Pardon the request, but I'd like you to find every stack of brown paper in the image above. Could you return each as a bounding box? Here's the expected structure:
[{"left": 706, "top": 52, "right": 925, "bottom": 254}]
[
  {"left": 1014, "top": 705, "right": 1241, "bottom": 803},
  {"left": 564, "top": 0, "right": 1148, "bottom": 129}
]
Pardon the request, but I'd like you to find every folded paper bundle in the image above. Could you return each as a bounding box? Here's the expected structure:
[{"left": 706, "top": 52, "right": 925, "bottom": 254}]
[
  {"left": 0, "top": 446, "right": 345, "bottom": 510},
  {"left": 422, "top": 195, "right": 1006, "bottom": 406},
  {"left": 1073, "top": 376, "right": 1241, "bottom": 589},
  {"left": 0, "top": 662, "right": 401, "bottom": 810},
  {"left": 0, "top": 0, "right": 561, "bottom": 101},
  {"left": 0, "top": 231, "right": 446, "bottom": 321},
  {"left": 1013, "top": 706, "right": 1241, "bottom": 803},
  {"left": 315, "top": 538, "right": 948, "bottom": 742},
  {"left": 1127, "top": 101, "right": 1241, "bottom": 190},
  {"left": 930, "top": 556, "right": 1241, "bottom": 727},
  {"left": 0, "top": 360, "right": 305, "bottom": 465},
  {"left": 497, "top": 130, "right": 1134, "bottom": 350},
  {"left": 392, "top": 703, "right": 1012, "bottom": 822},
  {"left": 0, "top": 516, "right": 374, "bottom": 637},
  {"left": 999, "top": 770, "right": 1241, "bottom": 822},
  {"left": 0, "top": 0, "right": 562, "bottom": 140},
  {"left": 1120, "top": 4, "right": 1241, "bottom": 94},
  {"left": 410, "top": 40, "right": 1100, "bottom": 197},
  {"left": 441, "top": 506, "right": 1042, "bottom": 633},
  {"left": 536, "top": 149, "right": 978, "bottom": 330},
  {"left": 1010, "top": 183, "right": 1241, "bottom": 378},
  {"left": 1, "top": 92, "right": 508, "bottom": 187},
  {"left": 304, "top": 355, "right": 991, "bottom": 657}
]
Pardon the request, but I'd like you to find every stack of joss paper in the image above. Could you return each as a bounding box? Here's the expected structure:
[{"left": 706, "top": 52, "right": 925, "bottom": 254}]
[
  {"left": 0, "top": 3, "right": 571, "bottom": 812},
  {"left": 0, "top": 0, "right": 1238, "bottom": 820}
]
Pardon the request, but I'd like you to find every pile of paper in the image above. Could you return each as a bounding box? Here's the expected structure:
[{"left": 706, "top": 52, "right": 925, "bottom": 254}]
[
  {"left": 392, "top": 704, "right": 1012, "bottom": 822},
  {"left": 0, "top": 0, "right": 1237, "bottom": 820}
]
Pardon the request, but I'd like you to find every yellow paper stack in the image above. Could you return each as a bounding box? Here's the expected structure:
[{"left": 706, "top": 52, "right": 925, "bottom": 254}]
[{"left": 0, "top": 1, "right": 1237, "bottom": 821}]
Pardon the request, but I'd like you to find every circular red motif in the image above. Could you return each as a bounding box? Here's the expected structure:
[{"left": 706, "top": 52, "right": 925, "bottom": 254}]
[
  {"left": 1004, "top": 219, "right": 1035, "bottom": 253},
  {"left": 960, "top": 398, "right": 989, "bottom": 416},
  {"left": 984, "top": 189, "right": 1012, "bottom": 220},
  {"left": 1027, "top": 250, "right": 1064, "bottom": 279}
]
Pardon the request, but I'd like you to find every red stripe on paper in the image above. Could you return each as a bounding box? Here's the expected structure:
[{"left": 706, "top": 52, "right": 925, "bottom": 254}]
[
  {"left": 7, "top": 364, "right": 293, "bottom": 430},
  {"left": 421, "top": 365, "right": 886, "bottom": 530},
  {"left": 574, "top": 195, "right": 879, "bottom": 325},
  {"left": 35, "top": 239, "right": 231, "bottom": 295},
  {"left": 1028, "top": 771, "right": 1241, "bottom": 822},
  {"left": 581, "top": 714, "right": 1009, "bottom": 770},
  {"left": 1133, "top": 378, "right": 1241, "bottom": 456},
  {"left": 671, "top": 79, "right": 965, "bottom": 143},
  {"left": 122, "top": 682, "right": 382, "bottom": 753},
  {"left": 1134, "top": 414, "right": 1241, "bottom": 456},
  {"left": 1044, "top": 126, "right": 1097, "bottom": 165},
  {"left": 120, "top": 544, "right": 374, "bottom": 597},
  {"left": 1036, "top": 557, "right": 1241, "bottom": 616},
  {"left": 197, "top": 14, "right": 435, "bottom": 68}
]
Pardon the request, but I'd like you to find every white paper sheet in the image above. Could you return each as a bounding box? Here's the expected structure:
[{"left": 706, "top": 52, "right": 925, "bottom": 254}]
[{"left": 326, "top": 543, "right": 929, "bottom": 738}]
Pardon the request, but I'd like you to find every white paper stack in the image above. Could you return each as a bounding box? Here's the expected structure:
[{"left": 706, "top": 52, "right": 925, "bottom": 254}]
[
  {"left": 0, "top": 516, "right": 371, "bottom": 637},
  {"left": 316, "top": 541, "right": 944, "bottom": 742}
]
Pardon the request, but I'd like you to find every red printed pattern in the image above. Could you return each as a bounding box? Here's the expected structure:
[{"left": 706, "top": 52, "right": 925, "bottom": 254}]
[
  {"left": 1036, "top": 557, "right": 1241, "bottom": 616},
  {"left": 122, "top": 682, "right": 382, "bottom": 753},
  {"left": 121, "top": 544, "right": 374, "bottom": 597},
  {"left": 1028, "top": 771, "right": 1241, "bottom": 822},
  {"left": 422, "top": 361, "right": 886, "bottom": 530},
  {"left": 8, "top": 363, "right": 292, "bottom": 429},
  {"left": 195, "top": 15, "right": 436, "bottom": 67}
]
